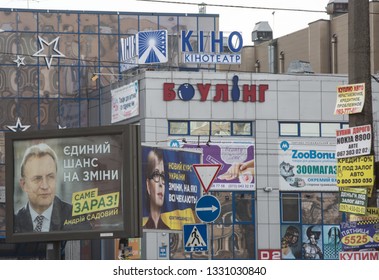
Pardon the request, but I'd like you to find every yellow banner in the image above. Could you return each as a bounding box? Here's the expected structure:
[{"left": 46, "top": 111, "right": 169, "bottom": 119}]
[
  {"left": 72, "top": 188, "right": 120, "bottom": 215},
  {"left": 337, "top": 155, "right": 374, "bottom": 187}
]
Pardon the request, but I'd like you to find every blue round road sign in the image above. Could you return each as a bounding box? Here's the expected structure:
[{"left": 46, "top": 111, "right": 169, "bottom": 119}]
[{"left": 195, "top": 195, "right": 221, "bottom": 223}]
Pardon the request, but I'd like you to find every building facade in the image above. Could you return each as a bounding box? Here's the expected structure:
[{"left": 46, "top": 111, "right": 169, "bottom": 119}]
[{"left": 0, "top": 3, "right": 379, "bottom": 260}]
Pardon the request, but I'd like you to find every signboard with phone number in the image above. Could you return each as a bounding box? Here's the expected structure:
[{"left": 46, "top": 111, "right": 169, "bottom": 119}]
[
  {"left": 336, "top": 124, "right": 371, "bottom": 159},
  {"left": 337, "top": 155, "right": 374, "bottom": 187}
]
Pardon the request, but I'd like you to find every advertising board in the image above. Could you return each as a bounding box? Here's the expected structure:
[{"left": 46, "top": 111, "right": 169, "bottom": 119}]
[{"left": 5, "top": 125, "right": 141, "bottom": 243}]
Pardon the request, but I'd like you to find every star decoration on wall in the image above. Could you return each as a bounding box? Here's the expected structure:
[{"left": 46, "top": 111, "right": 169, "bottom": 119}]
[
  {"left": 6, "top": 118, "right": 31, "bottom": 132},
  {"left": 32, "top": 36, "right": 66, "bottom": 69},
  {"left": 13, "top": 55, "right": 25, "bottom": 67}
]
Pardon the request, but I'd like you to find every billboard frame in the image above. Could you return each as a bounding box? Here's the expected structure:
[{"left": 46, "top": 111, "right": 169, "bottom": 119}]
[{"left": 5, "top": 124, "right": 141, "bottom": 243}]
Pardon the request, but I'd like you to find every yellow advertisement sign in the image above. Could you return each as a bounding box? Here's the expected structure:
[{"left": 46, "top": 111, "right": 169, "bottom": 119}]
[
  {"left": 350, "top": 207, "right": 379, "bottom": 222},
  {"left": 339, "top": 187, "right": 367, "bottom": 215},
  {"left": 337, "top": 155, "right": 374, "bottom": 187}
]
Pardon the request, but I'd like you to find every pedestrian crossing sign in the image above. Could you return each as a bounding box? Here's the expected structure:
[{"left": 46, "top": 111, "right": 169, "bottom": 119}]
[{"left": 183, "top": 224, "right": 208, "bottom": 252}]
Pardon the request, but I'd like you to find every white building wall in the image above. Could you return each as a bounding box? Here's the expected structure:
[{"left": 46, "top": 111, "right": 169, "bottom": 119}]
[{"left": 140, "top": 70, "right": 351, "bottom": 254}]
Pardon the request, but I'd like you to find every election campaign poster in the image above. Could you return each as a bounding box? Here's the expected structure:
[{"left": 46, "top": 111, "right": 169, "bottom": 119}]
[
  {"left": 6, "top": 125, "right": 140, "bottom": 243},
  {"left": 279, "top": 140, "right": 337, "bottom": 191},
  {"left": 12, "top": 135, "right": 123, "bottom": 233},
  {"left": 142, "top": 146, "right": 202, "bottom": 231}
]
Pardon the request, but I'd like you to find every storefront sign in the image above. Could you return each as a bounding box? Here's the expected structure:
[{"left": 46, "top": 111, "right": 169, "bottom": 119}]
[
  {"left": 339, "top": 251, "right": 379, "bottom": 260},
  {"left": 334, "top": 83, "right": 365, "bottom": 115},
  {"left": 336, "top": 155, "right": 374, "bottom": 187},
  {"left": 340, "top": 220, "right": 379, "bottom": 250},
  {"left": 278, "top": 140, "right": 337, "bottom": 191},
  {"left": 338, "top": 187, "right": 367, "bottom": 215},
  {"left": 336, "top": 124, "right": 371, "bottom": 159},
  {"left": 120, "top": 35, "right": 138, "bottom": 72},
  {"left": 163, "top": 75, "right": 268, "bottom": 103},
  {"left": 181, "top": 30, "right": 242, "bottom": 64}
]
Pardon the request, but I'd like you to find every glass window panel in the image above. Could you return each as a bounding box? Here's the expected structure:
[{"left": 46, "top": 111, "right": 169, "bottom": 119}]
[
  {"left": 80, "top": 66, "right": 99, "bottom": 98},
  {"left": 18, "top": 99, "right": 39, "bottom": 131},
  {"left": 80, "top": 34, "right": 99, "bottom": 61},
  {"left": 322, "top": 193, "right": 342, "bottom": 224},
  {"left": 232, "top": 122, "right": 252, "bottom": 136},
  {"left": 281, "top": 193, "right": 300, "bottom": 222},
  {"left": 0, "top": 33, "right": 17, "bottom": 64},
  {"left": 169, "top": 232, "right": 189, "bottom": 259},
  {"left": 234, "top": 193, "right": 253, "bottom": 223},
  {"left": 59, "top": 12, "right": 78, "bottom": 33},
  {"left": 212, "top": 224, "right": 233, "bottom": 259},
  {"left": 119, "top": 15, "right": 138, "bottom": 34},
  {"left": 39, "top": 98, "right": 59, "bottom": 130},
  {"left": 211, "top": 121, "right": 231, "bottom": 136},
  {"left": 17, "top": 11, "right": 37, "bottom": 31},
  {"left": 0, "top": 67, "right": 18, "bottom": 97},
  {"left": 233, "top": 224, "right": 255, "bottom": 259},
  {"left": 139, "top": 15, "right": 158, "bottom": 31},
  {"left": 0, "top": 203, "right": 5, "bottom": 235},
  {"left": 0, "top": 11, "right": 16, "bottom": 31},
  {"left": 0, "top": 99, "right": 17, "bottom": 130},
  {"left": 19, "top": 32, "right": 38, "bottom": 65},
  {"left": 169, "top": 121, "right": 188, "bottom": 135},
  {"left": 99, "top": 14, "right": 118, "bottom": 34},
  {"left": 212, "top": 192, "right": 232, "bottom": 223},
  {"left": 0, "top": 165, "right": 4, "bottom": 185},
  {"left": 59, "top": 66, "right": 80, "bottom": 98},
  {"left": 281, "top": 224, "right": 301, "bottom": 259},
  {"left": 323, "top": 225, "right": 342, "bottom": 259},
  {"left": 280, "top": 123, "right": 298, "bottom": 136},
  {"left": 198, "top": 17, "right": 215, "bottom": 32},
  {"left": 302, "top": 225, "right": 323, "bottom": 259},
  {"left": 59, "top": 33, "right": 80, "bottom": 66},
  {"left": 79, "top": 14, "right": 98, "bottom": 33},
  {"left": 342, "top": 123, "right": 349, "bottom": 129},
  {"left": 60, "top": 99, "right": 87, "bottom": 128},
  {"left": 159, "top": 15, "right": 179, "bottom": 34},
  {"left": 100, "top": 34, "right": 118, "bottom": 66},
  {"left": 190, "top": 121, "right": 210, "bottom": 135},
  {"left": 300, "top": 122, "right": 319, "bottom": 137},
  {"left": 301, "top": 193, "right": 322, "bottom": 224},
  {"left": 0, "top": 133, "right": 4, "bottom": 164},
  {"left": 17, "top": 66, "right": 38, "bottom": 97},
  {"left": 39, "top": 67, "right": 59, "bottom": 98},
  {"left": 39, "top": 12, "right": 58, "bottom": 32},
  {"left": 179, "top": 16, "right": 198, "bottom": 33},
  {"left": 321, "top": 123, "right": 341, "bottom": 137}
]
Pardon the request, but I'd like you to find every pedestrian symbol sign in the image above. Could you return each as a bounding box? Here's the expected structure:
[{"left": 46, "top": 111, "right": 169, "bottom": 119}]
[{"left": 183, "top": 224, "right": 208, "bottom": 252}]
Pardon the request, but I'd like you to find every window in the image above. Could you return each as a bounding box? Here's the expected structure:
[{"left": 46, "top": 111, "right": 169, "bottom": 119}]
[
  {"left": 169, "top": 192, "right": 255, "bottom": 260},
  {"left": 279, "top": 122, "right": 347, "bottom": 137},
  {"left": 169, "top": 121, "right": 254, "bottom": 137},
  {"left": 169, "top": 121, "right": 188, "bottom": 135},
  {"left": 280, "top": 192, "right": 342, "bottom": 260}
]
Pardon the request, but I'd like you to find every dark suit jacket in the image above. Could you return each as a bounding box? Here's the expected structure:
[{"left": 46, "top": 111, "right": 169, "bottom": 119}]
[
  {"left": 14, "top": 196, "right": 91, "bottom": 233},
  {"left": 143, "top": 215, "right": 170, "bottom": 230}
]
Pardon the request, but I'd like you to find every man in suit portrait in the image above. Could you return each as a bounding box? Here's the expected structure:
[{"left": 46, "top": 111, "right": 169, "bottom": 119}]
[{"left": 14, "top": 142, "right": 90, "bottom": 233}]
